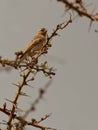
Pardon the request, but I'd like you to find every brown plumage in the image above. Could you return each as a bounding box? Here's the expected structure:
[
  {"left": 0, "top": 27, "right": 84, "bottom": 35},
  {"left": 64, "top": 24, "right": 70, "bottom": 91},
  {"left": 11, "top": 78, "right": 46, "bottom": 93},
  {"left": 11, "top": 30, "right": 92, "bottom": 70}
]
[{"left": 18, "top": 28, "right": 47, "bottom": 65}]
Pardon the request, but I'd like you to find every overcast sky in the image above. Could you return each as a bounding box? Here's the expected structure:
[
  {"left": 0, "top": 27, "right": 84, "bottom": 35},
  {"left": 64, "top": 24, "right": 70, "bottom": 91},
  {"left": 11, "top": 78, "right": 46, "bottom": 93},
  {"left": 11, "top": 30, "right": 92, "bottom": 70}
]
[{"left": 0, "top": 0, "right": 98, "bottom": 130}]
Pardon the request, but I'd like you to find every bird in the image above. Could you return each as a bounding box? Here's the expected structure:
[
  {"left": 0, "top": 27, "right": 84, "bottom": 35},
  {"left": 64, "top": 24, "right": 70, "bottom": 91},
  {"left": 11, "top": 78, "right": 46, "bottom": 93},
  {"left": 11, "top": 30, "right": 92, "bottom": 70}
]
[{"left": 17, "top": 28, "right": 48, "bottom": 65}]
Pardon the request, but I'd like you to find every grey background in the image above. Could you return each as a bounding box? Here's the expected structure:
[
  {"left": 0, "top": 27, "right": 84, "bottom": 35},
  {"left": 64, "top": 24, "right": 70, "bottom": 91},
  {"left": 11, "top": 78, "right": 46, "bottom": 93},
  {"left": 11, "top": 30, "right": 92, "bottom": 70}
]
[{"left": 0, "top": 0, "right": 98, "bottom": 130}]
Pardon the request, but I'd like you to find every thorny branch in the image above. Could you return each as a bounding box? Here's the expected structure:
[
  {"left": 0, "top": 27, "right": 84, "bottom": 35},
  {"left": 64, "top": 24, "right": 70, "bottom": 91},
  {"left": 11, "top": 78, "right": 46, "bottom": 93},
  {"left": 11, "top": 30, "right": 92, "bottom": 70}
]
[
  {"left": 47, "top": 16, "right": 72, "bottom": 42},
  {"left": 0, "top": 18, "right": 71, "bottom": 130},
  {"left": 57, "top": 0, "right": 98, "bottom": 28},
  {"left": 0, "top": 82, "right": 52, "bottom": 130},
  {"left": 0, "top": 105, "right": 52, "bottom": 130}
]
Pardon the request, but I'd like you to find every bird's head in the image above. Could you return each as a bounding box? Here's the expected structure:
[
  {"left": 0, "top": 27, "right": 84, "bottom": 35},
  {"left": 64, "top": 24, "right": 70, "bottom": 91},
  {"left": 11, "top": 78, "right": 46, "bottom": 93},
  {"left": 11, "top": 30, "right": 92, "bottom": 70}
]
[{"left": 37, "top": 28, "right": 47, "bottom": 36}]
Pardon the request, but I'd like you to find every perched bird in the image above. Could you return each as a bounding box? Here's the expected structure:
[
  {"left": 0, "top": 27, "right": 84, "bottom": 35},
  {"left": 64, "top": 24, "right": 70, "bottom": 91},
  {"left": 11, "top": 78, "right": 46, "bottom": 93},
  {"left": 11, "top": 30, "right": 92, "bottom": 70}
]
[{"left": 18, "top": 28, "right": 47, "bottom": 65}]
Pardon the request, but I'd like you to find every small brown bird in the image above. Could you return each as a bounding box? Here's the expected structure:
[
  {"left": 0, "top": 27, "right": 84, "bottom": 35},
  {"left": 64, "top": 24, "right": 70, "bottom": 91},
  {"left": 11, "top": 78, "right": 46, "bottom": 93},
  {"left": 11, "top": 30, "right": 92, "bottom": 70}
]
[{"left": 18, "top": 28, "right": 47, "bottom": 64}]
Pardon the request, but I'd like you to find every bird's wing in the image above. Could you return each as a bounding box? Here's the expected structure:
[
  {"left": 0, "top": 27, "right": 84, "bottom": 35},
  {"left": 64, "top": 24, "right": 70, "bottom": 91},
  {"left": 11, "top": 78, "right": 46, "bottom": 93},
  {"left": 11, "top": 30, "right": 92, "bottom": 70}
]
[{"left": 22, "top": 36, "right": 45, "bottom": 55}]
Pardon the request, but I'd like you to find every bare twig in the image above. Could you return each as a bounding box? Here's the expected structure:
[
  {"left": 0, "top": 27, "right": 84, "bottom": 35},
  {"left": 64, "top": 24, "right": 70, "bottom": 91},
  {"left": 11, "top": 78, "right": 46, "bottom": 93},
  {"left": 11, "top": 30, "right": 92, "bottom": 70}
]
[{"left": 57, "top": 0, "right": 98, "bottom": 21}]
